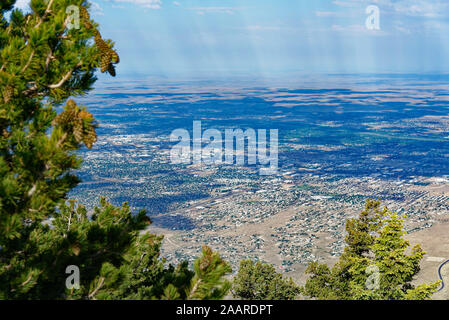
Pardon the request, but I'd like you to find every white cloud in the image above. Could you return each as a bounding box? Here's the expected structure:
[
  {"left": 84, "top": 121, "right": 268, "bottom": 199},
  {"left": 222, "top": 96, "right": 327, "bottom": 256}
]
[
  {"left": 246, "top": 25, "right": 282, "bottom": 31},
  {"left": 315, "top": 11, "right": 339, "bottom": 17},
  {"left": 331, "top": 24, "right": 387, "bottom": 36},
  {"left": 106, "top": 0, "right": 162, "bottom": 9},
  {"left": 333, "top": 0, "right": 449, "bottom": 18},
  {"left": 190, "top": 7, "right": 235, "bottom": 15},
  {"left": 89, "top": 1, "right": 104, "bottom": 15},
  {"left": 332, "top": 24, "right": 366, "bottom": 32},
  {"left": 393, "top": 0, "right": 449, "bottom": 18},
  {"left": 393, "top": 21, "right": 411, "bottom": 34},
  {"left": 173, "top": 1, "right": 181, "bottom": 6},
  {"left": 332, "top": 0, "right": 393, "bottom": 7},
  {"left": 14, "top": 0, "right": 30, "bottom": 10}
]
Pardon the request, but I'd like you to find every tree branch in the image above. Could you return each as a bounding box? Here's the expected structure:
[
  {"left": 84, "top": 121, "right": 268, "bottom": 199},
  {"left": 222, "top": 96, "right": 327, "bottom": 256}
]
[
  {"left": 35, "top": 0, "right": 55, "bottom": 29},
  {"left": 45, "top": 50, "right": 54, "bottom": 72},
  {"left": 21, "top": 50, "right": 35, "bottom": 74},
  {"left": 48, "top": 62, "right": 82, "bottom": 89},
  {"left": 88, "top": 277, "right": 105, "bottom": 300},
  {"left": 188, "top": 278, "right": 202, "bottom": 300}
]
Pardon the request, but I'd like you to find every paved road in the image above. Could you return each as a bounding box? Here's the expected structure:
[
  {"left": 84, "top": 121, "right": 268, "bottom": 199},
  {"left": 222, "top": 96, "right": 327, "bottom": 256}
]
[{"left": 437, "top": 260, "right": 449, "bottom": 292}]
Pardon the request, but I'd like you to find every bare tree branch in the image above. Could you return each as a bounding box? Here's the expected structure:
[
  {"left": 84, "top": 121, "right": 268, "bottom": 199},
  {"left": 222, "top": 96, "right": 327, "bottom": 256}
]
[
  {"left": 48, "top": 62, "right": 82, "bottom": 89},
  {"left": 35, "top": 0, "right": 55, "bottom": 29},
  {"left": 88, "top": 277, "right": 105, "bottom": 300},
  {"left": 21, "top": 50, "right": 35, "bottom": 74}
]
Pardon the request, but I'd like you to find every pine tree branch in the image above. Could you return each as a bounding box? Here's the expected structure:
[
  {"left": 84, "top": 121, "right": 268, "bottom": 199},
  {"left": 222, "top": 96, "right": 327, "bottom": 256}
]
[
  {"left": 24, "top": 61, "right": 83, "bottom": 96},
  {"left": 48, "top": 62, "right": 83, "bottom": 89},
  {"left": 42, "top": 16, "right": 71, "bottom": 73},
  {"left": 22, "top": 85, "right": 38, "bottom": 96},
  {"left": 35, "top": 0, "right": 55, "bottom": 29},
  {"left": 27, "top": 184, "right": 37, "bottom": 197},
  {"left": 21, "top": 13, "right": 81, "bottom": 96},
  {"left": 67, "top": 210, "right": 72, "bottom": 233},
  {"left": 45, "top": 49, "right": 54, "bottom": 72},
  {"left": 88, "top": 277, "right": 105, "bottom": 300},
  {"left": 25, "top": 14, "right": 31, "bottom": 26},
  {"left": 21, "top": 50, "right": 35, "bottom": 74},
  {"left": 56, "top": 132, "right": 68, "bottom": 148},
  {"left": 188, "top": 278, "right": 202, "bottom": 300},
  {"left": 20, "top": 273, "right": 33, "bottom": 287}
]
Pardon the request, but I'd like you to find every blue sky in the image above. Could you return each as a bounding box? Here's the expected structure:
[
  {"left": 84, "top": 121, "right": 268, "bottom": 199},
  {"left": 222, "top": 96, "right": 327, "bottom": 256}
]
[{"left": 14, "top": 0, "right": 449, "bottom": 78}]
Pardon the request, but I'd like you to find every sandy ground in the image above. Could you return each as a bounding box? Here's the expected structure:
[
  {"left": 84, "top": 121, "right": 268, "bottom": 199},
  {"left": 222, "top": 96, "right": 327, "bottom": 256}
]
[{"left": 405, "top": 222, "right": 449, "bottom": 300}]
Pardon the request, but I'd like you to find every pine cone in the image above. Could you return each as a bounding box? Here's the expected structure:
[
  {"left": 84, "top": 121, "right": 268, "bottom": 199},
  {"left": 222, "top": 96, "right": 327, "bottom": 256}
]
[
  {"left": 66, "top": 99, "right": 76, "bottom": 108},
  {"left": 79, "top": 6, "right": 120, "bottom": 74},
  {"left": 54, "top": 105, "right": 78, "bottom": 125},
  {"left": 3, "top": 86, "right": 13, "bottom": 103},
  {"left": 79, "top": 110, "right": 93, "bottom": 120},
  {"left": 83, "top": 125, "right": 97, "bottom": 149},
  {"left": 94, "top": 33, "right": 119, "bottom": 74},
  {"left": 80, "top": 7, "right": 89, "bottom": 20},
  {"left": 107, "top": 64, "right": 116, "bottom": 77},
  {"left": 71, "top": 243, "right": 81, "bottom": 256},
  {"left": 200, "top": 257, "right": 212, "bottom": 271},
  {"left": 199, "top": 246, "right": 214, "bottom": 271},
  {"left": 100, "top": 52, "right": 111, "bottom": 73},
  {"left": 80, "top": 7, "right": 93, "bottom": 30},
  {"left": 95, "top": 35, "right": 110, "bottom": 53},
  {"left": 111, "top": 51, "right": 120, "bottom": 63},
  {"left": 73, "top": 119, "right": 84, "bottom": 143}
]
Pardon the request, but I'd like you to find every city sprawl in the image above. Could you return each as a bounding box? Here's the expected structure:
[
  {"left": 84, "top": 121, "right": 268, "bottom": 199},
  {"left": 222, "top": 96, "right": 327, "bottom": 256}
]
[{"left": 70, "top": 75, "right": 449, "bottom": 280}]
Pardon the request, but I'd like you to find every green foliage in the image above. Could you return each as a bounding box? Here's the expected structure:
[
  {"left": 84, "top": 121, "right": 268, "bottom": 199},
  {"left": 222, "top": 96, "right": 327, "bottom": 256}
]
[
  {"left": 0, "top": 1, "right": 231, "bottom": 300},
  {"left": 187, "top": 245, "right": 232, "bottom": 300},
  {"left": 232, "top": 260, "right": 300, "bottom": 300},
  {"left": 301, "top": 199, "right": 440, "bottom": 300},
  {"left": 0, "top": 0, "right": 115, "bottom": 245}
]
